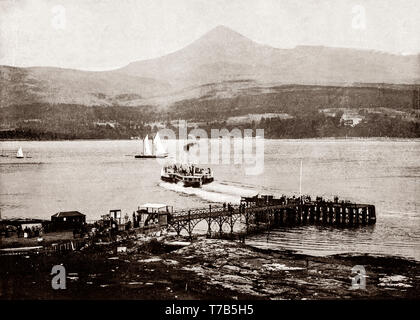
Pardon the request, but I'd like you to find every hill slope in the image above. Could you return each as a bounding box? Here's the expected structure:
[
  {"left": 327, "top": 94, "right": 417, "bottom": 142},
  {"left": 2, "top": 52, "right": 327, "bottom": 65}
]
[{"left": 0, "top": 66, "right": 171, "bottom": 107}]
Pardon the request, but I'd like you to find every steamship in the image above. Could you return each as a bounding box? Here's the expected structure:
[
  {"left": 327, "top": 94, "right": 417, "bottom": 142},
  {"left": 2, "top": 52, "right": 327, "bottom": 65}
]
[{"left": 161, "top": 164, "right": 214, "bottom": 188}]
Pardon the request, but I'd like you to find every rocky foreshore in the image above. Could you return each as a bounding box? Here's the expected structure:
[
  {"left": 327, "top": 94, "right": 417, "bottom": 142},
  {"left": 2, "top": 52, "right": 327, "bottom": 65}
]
[{"left": 0, "top": 236, "right": 418, "bottom": 299}]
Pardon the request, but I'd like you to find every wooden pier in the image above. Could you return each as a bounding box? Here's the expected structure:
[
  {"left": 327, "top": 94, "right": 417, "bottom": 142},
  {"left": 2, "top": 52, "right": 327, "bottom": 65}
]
[
  {"left": 0, "top": 194, "right": 376, "bottom": 254},
  {"left": 166, "top": 194, "right": 376, "bottom": 239}
]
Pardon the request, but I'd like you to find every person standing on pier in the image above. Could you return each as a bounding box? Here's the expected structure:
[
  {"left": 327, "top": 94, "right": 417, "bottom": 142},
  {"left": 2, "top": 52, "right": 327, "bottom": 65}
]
[{"left": 132, "top": 212, "right": 137, "bottom": 228}]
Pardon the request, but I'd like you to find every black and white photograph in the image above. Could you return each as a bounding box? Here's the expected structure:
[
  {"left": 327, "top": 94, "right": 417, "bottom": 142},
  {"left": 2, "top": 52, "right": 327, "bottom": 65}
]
[{"left": 0, "top": 0, "right": 419, "bottom": 309}]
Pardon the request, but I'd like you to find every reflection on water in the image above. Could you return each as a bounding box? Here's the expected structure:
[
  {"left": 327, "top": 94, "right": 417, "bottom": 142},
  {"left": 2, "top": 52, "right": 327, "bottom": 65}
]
[{"left": 0, "top": 139, "right": 419, "bottom": 260}]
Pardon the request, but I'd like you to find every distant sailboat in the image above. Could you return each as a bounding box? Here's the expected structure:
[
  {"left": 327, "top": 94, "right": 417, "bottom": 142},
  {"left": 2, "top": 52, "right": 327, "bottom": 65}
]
[
  {"left": 144, "top": 135, "right": 152, "bottom": 155},
  {"left": 153, "top": 132, "right": 168, "bottom": 157},
  {"left": 16, "top": 147, "right": 24, "bottom": 159},
  {"left": 135, "top": 133, "right": 167, "bottom": 158}
]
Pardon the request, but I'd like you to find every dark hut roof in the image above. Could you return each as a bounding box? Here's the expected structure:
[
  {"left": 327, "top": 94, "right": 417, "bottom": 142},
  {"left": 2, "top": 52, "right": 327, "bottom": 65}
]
[{"left": 51, "top": 211, "right": 85, "bottom": 218}]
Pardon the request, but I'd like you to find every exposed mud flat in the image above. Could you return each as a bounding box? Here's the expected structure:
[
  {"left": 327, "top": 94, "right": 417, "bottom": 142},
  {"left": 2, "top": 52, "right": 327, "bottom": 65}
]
[
  {"left": 171, "top": 239, "right": 419, "bottom": 299},
  {"left": 0, "top": 237, "right": 418, "bottom": 299}
]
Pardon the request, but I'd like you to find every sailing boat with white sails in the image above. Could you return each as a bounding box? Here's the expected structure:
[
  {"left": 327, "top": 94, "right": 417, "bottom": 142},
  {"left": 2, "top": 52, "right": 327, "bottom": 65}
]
[
  {"left": 16, "top": 147, "right": 24, "bottom": 159},
  {"left": 135, "top": 133, "right": 168, "bottom": 158}
]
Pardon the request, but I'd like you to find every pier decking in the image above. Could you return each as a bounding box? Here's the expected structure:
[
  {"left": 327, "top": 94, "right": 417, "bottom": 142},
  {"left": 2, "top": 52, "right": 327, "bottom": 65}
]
[{"left": 166, "top": 195, "right": 376, "bottom": 239}]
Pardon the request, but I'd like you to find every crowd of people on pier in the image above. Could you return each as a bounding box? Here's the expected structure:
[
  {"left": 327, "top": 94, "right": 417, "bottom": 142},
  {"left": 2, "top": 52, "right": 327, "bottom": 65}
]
[
  {"left": 163, "top": 163, "right": 211, "bottom": 176},
  {"left": 4, "top": 225, "right": 43, "bottom": 238}
]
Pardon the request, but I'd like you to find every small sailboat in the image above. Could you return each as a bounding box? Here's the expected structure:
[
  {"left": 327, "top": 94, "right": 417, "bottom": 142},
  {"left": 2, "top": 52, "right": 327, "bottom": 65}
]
[
  {"left": 135, "top": 133, "right": 167, "bottom": 158},
  {"left": 16, "top": 147, "right": 24, "bottom": 159},
  {"left": 153, "top": 132, "right": 168, "bottom": 158}
]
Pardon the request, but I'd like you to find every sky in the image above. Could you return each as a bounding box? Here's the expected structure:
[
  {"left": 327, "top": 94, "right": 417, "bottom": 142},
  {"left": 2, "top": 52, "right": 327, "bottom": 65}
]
[{"left": 1, "top": 0, "right": 420, "bottom": 71}]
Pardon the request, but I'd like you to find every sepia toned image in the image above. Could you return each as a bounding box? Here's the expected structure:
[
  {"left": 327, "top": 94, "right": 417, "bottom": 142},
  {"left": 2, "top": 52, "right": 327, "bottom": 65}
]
[{"left": 0, "top": 0, "right": 419, "bottom": 305}]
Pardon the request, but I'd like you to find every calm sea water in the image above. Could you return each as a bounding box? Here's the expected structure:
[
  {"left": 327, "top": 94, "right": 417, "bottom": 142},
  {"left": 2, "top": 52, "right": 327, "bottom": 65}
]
[{"left": 0, "top": 139, "right": 419, "bottom": 261}]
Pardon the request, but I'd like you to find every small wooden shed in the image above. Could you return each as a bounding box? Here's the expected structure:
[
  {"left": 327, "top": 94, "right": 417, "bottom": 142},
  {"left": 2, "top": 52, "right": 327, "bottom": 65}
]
[{"left": 51, "top": 211, "right": 86, "bottom": 229}]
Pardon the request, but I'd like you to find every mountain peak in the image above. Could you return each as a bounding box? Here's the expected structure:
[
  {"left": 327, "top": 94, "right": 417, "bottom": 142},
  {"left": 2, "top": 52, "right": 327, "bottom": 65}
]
[
  {"left": 117, "top": 25, "right": 420, "bottom": 87},
  {"left": 206, "top": 25, "right": 243, "bottom": 36},
  {"left": 194, "top": 25, "right": 256, "bottom": 48}
]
